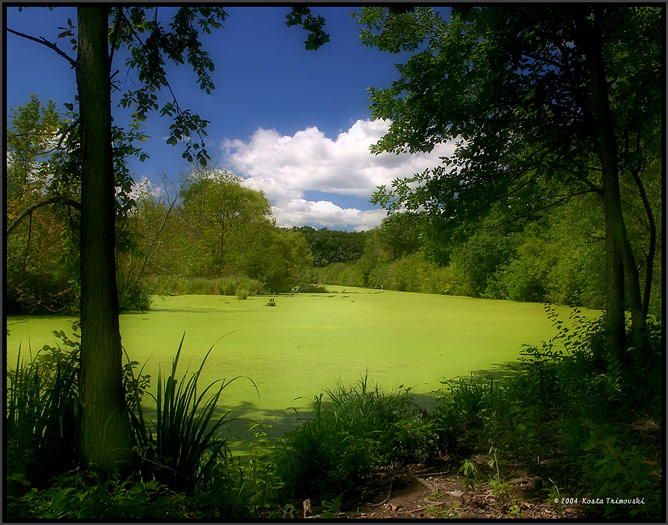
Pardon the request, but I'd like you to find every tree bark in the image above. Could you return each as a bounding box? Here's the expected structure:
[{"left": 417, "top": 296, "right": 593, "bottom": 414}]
[
  {"left": 577, "top": 10, "right": 633, "bottom": 365},
  {"left": 77, "top": 6, "right": 133, "bottom": 473},
  {"left": 628, "top": 161, "right": 656, "bottom": 323}
]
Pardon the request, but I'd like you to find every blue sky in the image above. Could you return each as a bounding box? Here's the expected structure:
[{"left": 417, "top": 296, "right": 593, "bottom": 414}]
[{"left": 5, "top": 6, "right": 452, "bottom": 231}]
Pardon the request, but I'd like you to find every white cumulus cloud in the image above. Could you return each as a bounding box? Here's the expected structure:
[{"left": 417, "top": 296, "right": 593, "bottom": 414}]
[{"left": 221, "top": 119, "right": 455, "bottom": 230}]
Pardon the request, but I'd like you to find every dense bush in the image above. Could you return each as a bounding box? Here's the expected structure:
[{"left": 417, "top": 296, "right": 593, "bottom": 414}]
[
  {"left": 274, "top": 376, "right": 423, "bottom": 502},
  {"left": 7, "top": 471, "right": 190, "bottom": 520},
  {"left": 117, "top": 277, "right": 152, "bottom": 312}
]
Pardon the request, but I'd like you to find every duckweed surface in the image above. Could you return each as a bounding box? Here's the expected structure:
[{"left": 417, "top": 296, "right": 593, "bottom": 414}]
[{"left": 5, "top": 287, "right": 597, "bottom": 451}]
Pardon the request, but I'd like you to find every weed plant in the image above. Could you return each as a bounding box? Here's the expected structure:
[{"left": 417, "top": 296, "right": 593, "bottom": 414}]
[
  {"left": 131, "top": 334, "right": 239, "bottom": 493},
  {"left": 274, "top": 375, "right": 418, "bottom": 503},
  {"left": 6, "top": 323, "right": 81, "bottom": 490},
  {"left": 8, "top": 469, "right": 190, "bottom": 520}
]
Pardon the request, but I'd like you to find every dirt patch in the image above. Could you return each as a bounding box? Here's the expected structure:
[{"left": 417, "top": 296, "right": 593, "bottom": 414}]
[{"left": 307, "top": 461, "right": 586, "bottom": 520}]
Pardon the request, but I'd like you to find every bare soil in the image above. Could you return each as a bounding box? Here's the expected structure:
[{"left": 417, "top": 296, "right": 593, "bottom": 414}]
[{"left": 303, "top": 457, "right": 586, "bottom": 520}]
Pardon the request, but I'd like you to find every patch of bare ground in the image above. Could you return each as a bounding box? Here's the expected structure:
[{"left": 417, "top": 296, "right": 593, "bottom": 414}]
[{"left": 306, "top": 459, "right": 586, "bottom": 520}]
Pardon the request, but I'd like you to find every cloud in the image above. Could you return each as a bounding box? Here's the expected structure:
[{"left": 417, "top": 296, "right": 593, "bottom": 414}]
[
  {"left": 275, "top": 199, "right": 388, "bottom": 232},
  {"left": 221, "top": 119, "right": 455, "bottom": 230}
]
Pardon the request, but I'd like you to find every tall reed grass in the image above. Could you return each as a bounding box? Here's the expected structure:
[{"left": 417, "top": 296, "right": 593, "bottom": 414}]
[
  {"left": 6, "top": 335, "right": 80, "bottom": 488},
  {"left": 145, "top": 276, "right": 264, "bottom": 297},
  {"left": 131, "top": 334, "right": 245, "bottom": 492}
]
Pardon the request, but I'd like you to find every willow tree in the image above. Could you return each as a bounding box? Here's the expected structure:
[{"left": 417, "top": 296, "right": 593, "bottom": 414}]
[{"left": 356, "top": 5, "right": 662, "bottom": 363}]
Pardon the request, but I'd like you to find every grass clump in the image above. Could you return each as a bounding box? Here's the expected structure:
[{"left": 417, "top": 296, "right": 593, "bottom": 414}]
[
  {"left": 274, "top": 375, "right": 422, "bottom": 503},
  {"left": 6, "top": 323, "right": 81, "bottom": 490},
  {"left": 130, "top": 334, "right": 243, "bottom": 493}
]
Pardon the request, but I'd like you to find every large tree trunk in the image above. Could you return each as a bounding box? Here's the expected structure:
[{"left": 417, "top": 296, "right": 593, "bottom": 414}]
[
  {"left": 629, "top": 160, "right": 656, "bottom": 323},
  {"left": 577, "top": 10, "right": 641, "bottom": 365},
  {"left": 77, "top": 6, "right": 133, "bottom": 473}
]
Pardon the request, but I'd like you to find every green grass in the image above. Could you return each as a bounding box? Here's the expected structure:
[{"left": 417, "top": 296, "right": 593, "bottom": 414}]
[{"left": 5, "top": 286, "right": 598, "bottom": 451}]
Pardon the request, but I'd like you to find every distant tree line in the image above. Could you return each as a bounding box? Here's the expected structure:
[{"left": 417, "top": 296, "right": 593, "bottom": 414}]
[
  {"left": 289, "top": 226, "right": 365, "bottom": 267},
  {"left": 311, "top": 193, "right": 661, "bottom": 319},
  {"left": 5, "top": 101, "right": 313, "bottom": 313}
]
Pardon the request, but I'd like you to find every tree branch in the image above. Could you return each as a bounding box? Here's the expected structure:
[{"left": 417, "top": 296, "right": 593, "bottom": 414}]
[
  {"left": 7, "top": 27, "right": 77, "bottom": 69},
  {"left": 7, "top": 197, "right": 81, "bottom": 235}
]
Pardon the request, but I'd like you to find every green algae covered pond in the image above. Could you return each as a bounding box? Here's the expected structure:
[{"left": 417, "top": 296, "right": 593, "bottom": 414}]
[{"left": 5, "top": 286, "right": 598, "bottom": 451}]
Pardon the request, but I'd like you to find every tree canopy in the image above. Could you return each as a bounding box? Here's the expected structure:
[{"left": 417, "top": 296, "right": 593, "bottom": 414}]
[{"left": 356, "top": 5, "right": 662, "bottom": 361}]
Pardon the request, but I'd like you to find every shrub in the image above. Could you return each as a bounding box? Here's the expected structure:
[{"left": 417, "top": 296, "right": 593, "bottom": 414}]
[
  {"left": 146, "top": 275, "right": 265, "bottom": 297},
  {"left": 118, "top": 278, "right": 152, "bottom": 312},
  {"left": 432, "top": 306, "right": 663, "bottom": 520},
  {"left": 579, "top": 422, "right": 662, "bottom": 519},
  {"left": 295, "top": 283, "right": 329, "bottom": 293},
  {"left": 435, "top": 373, "right": 503, "bottom": 453},
  {"left": 7, "top": 469, "right": 190, "bottom": 520},
  {"left": 274, "top": 376, "right": 414, "bottom": 502}
]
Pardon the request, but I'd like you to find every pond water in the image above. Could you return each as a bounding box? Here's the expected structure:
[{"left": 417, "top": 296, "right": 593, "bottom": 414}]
[{"left": 5, "top": 286, "right": 598, "bottom": 452}]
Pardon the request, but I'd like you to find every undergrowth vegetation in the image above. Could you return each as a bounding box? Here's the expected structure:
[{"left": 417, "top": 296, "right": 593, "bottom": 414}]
[
  {"left": 274, "top": 377, "right": 417, "bottom": 502},
  {"left": 5, "top": 308, "right": 663, "bottom": 520}
]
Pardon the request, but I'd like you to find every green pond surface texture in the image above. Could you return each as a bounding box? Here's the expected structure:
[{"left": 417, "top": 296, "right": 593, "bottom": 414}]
[{"left": 6, "top": 286, "right": 598, "bottom": 453}]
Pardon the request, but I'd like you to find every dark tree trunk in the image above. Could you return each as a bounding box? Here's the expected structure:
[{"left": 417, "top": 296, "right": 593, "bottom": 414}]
[
  {"left": 577, "top": 10, "right": 638, "bottom": 364},
  {"left": 629, "top": 162, "right": 657, "bottom": 323},
  {"left": 77, "top": 6, "right": 133, "bottom": 473}
]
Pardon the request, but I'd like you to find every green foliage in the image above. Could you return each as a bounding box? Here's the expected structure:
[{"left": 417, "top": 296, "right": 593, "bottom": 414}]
[
  {"left": 117, "top": 277, "right": 152, "bottom": 312},
  {"left": 132, "top": 334, "right": 236, "bottom": 493},
  {"left": 356, "top": 4, "right": 661, "bottom": 358},
  {"left": 385, "top": 252, "right": 458, "bottom": 295},
  {"left": 458, "top": 460, "right": 478, "bottom": 490},
  {"left": 285, "top": 6, "right": 331, "bottom": 50},
  {"left": 435, "top": 373, "right": 503, "bottom": 454},
  {"left": 275, "top": 376, "right": 415, "bottom": 502},
  {"left": 6, "top": 332, "right": 80, "bottom": 489},
  {"left": 114, "top": 6, "right": 228, "bottom": 167},
  {"left": 433, "top": 308, "right": 663, "bottom": 520},
  {"left": 246, "top": 227, "right": 312, "bottom": 293},
  {"left": 133, "top": 169, "right": 310, "bottom": 293},
  {"left": 146, "top": 275, "right": 265, "bottom": 296},
  {"left": 295, "top": 283, "right": 329, "bottom": 293},
  {"left": 449, "top": 228, "right": 516, "bottom": 298},
  {"left": 580, "top": 422, "right": 661, "bottom": 518},
  {"left": 7, "top": 469, "right": 189, "bottom": 520},
  {"left": 6, "top": 96, "right": 80, "bottom": 315},
  {"left": 5, "top": 323, "right": 79, "bottom": 492},
  {"left": 292, "top": 226, "right": 366, "bottom": 267},
  {"left": 5, "top": 321, "right": 157, "bottom": 493},
  {"left": 390, "top": 413, "right": 442, "bottom": 463}
]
